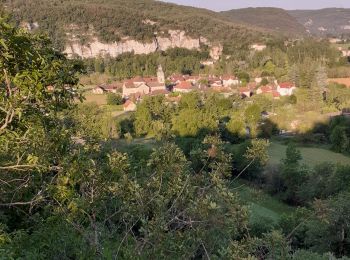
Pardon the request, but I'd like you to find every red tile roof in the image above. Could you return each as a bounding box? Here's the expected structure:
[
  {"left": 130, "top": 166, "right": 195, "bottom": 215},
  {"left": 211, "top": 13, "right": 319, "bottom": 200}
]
[
  {"left": 150, "top": 89, "right": 169, "bottom": 96},
  {"left": 131, "top": 76, "right": 145, "bottom": 83},
  {"left": 143, "top": 77, "right": 158, "bottom": 83},
  {"left": 170, "top": 74, "right": 185, "bottom": 82},
  {"left": 247, "top": 82, "right": 257, "bottom": 89},
  {"left": 279, "top": 82, "right": 295, "bottom": 89},
  {"left": 272, "top": 91, "right": 280, "bottom": 97},
  {"left": 124, "top": 81, "right": 135, "bottom": 88},
  {"left": 147, "top": 82, "right": 165, "bottom": 88},
  {"left": 222, "top": 75, "right": 237, "bottom": 80},
  {"left": 259, "top": 85, "right": 275, "bottom": 93},
  {"left": 239, "top": 87, "right": 251, "bottom": 93},
  {"left": 175, "top": 81, "right": 193, "bottom": 89}
]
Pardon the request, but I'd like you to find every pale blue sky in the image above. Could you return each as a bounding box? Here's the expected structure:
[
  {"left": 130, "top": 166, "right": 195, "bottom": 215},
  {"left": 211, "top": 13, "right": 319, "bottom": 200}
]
[{"left": 161, "top": 0, "right": 350, "bottom": 11}]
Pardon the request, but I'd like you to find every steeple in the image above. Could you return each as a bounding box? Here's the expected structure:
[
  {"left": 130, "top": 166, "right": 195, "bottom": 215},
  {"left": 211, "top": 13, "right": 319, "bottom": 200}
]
[{"left": 157, "top": 64, "right": 165, "bottom": 84}]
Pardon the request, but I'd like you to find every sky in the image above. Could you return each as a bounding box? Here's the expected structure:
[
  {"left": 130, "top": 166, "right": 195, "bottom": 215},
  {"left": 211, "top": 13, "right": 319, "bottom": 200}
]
[{"left": 161, "top": 0, "right": 350, "bottom": 11}]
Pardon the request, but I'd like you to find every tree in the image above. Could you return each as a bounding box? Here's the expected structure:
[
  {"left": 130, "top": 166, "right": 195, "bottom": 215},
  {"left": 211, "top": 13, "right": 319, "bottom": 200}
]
[
  {"left": 281, "top": 143, "right": 308, "bottom": 204},
  {"left": 330, "top": 126, "right": 349, "bottom": 153},
  {"left": 260, "top": 78, "right": 269, "bottom": 86},
  {"left": 106, "top": 93, "right": 123, "bottom": 105},
  {"left": 134, "top": 95, "right": 173, "bottom": 137},
  {"left": 244, "top": 104, "right": 262, "bottom": 138},
  {"left": 307, "top": 192, "right": 350, "bottom": 256},
  {"left": 0, "top": 18, "right": 82, "bottom": 208}
]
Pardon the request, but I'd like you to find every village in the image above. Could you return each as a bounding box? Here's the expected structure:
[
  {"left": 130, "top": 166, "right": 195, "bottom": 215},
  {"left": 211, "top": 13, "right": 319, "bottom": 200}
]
[{"left": 92, "top": 65, "right": 296, "bottom": 111}]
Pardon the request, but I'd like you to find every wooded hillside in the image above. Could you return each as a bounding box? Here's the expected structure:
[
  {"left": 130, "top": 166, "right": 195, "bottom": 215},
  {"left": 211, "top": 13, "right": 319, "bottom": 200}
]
[{"left": 2, "top": 0, "right": 267, "bottom": 51}]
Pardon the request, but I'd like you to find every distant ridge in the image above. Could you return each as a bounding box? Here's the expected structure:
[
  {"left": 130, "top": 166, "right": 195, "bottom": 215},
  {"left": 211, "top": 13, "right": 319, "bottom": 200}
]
[
  {"left": 221, "top": 7, "right": 306, "bottom": 36},
  {"left": 289, "top": 8, "right": 350, "bottom": 36}
]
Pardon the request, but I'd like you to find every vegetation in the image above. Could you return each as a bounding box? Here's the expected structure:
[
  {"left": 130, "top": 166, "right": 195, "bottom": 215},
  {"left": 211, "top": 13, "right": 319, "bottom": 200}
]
[
  {"left": 2, "top": 7, "right": 350, "bottom": 259},
  {"left": 290, "top": 8, "right": 350, "bottom": 37},
  {"left": 85, "top": 48, "right": 210, "bottom": 80},
  {"left": 106, "top": 93, "right": 123, "bottom": 105},
  {"left": 2, "top": 0, "right": 265, "bottom": 52},
  {"left": 221, "top": 7, "right": 306, "bottom": 36}
]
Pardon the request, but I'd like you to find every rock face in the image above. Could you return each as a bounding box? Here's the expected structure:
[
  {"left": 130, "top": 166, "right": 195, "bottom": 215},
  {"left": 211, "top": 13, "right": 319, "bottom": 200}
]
[{"left": 64, "top": 30, "right": 220, "bottom": 59}]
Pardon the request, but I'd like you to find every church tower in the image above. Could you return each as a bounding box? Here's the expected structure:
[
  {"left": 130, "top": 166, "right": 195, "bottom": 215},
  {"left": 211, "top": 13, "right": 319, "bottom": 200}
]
[{"left": 157, "top": 64, "right": 165, "bottom": 84}]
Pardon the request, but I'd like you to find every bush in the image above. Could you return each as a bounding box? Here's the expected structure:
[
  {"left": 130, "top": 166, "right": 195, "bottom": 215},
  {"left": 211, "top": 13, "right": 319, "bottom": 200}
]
[
  {"left": 330, "top": 126, "right": 349, "bottom": 153},
  {"left": 107, "top": 93, "right": 123, "bottom": 105}
]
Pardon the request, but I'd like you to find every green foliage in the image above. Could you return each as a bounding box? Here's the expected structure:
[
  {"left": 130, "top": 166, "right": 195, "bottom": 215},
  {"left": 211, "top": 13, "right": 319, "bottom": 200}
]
[
  {"left": 260, "top": 77, "right": 269, "bottom": 86},
  {"left": 85, "top": 48, "right": 210, "bottom": 80},
  {"left": 330, "top": 126, "right": 349, "bottom": 153},
  {"left": 280, "top": 143, "right": 308, "bottom": 204},
  {"left": 134, "top": 95, "right": 173, "bottom": 139},
  {"left": 5, "top": 0, "right": 264, "bottom": 52},
  {"left": 222, "top": 7, "right": 306, "bottom": 35},
  {"left": 106, "top": 93, "right": 123, "bottom": 105}
]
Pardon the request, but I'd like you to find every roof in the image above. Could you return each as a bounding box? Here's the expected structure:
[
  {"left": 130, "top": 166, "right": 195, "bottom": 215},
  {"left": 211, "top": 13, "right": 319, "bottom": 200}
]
[
  {"left": 239, "top": 87, "right": 251, "bottom": 93},
  {"left": 212, "top": 86, "right": 231, "bottom": 93},
  {"left": 174, "top": 81, "right": 193, "bottom": 89},
  {"left": 247, "top": 82, "right": 257, "bottom": 89},
  {"left": 123, "top": 81, "right": 135, "bottom": 88},
  {"left": 102, "top": 84, "right": 122, "bottom": 90},
  {"left": 143, "top": 77, "right": 158, "bottom": 83},
  {"left": 170, "top": 74, "right": 184, "bottom": 82},
  {"left": 279, "top": 82, "right": 295, "bottom": 89},
  {"left": 259, "top": 85, "right": 275, "bottom": 93},
  {"left": 131, "top": 76, "right": 145, "bottom": 83},
  {"left": 147, "top": 82, "right": 165, "bottom": 88},
  {"left": 272, "top": 91, "right": 280, "bottom": 97},
  {"left": 222, "top": 75, "right": 237, "bottom": 80},
  {"left": 123, "top": 100, "right": 135, "bottom": 108},
  {"left": 184, "top": 75, "right": 200, "bottom": 81},
  {"left": 150, "top": 89, "right": 169, "bottom": 96}
]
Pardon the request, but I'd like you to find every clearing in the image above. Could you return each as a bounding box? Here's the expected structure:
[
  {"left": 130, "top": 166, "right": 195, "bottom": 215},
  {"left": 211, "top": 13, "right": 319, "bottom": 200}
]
[
  {"left": 268, "top": 141, "right": 350, "bottom": 166},
  {"left": 232, "top": 180, "right": 295, "bottom": 224}
]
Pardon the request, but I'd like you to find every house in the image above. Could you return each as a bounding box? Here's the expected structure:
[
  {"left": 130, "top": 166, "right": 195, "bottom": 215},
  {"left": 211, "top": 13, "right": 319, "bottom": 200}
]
[
  {"left": 201, "top": 60, "right": 214, "bottom": 66},
  {"left": 254, "top": 77, "right": 263, "bottom": 84},
  {"left": 239, "top": 87, "right": 253, "bottom": 98},
  {"left": 251, "top": 44, "right": 267, "bottom": 51},
  {"left": 150, "top": 89, "right": 170, "bottom": 96},
  {"left": 143, "top": 77, "right": 158, "bottom": 84},
  {"left": 222, "top": 75, "right": 239, "bottom": 86},
  {"left": 122, "top": 81, "right": 150, "bottom": 98},
  {"left": 185, "top": 75, "right": 200, "bottom": 84},
  {"left": 103, "top": 85, "right": 119, "bottom": 93},
  {"left": 169, "top": 74, "right": 185, "bottom": 84},
  {"left": 173, "top": 81, "right": 196, "bottom": 93},
  {"left": 92, "top": 86, "right": 105, "bottom": 94},
  {"left": 277, "top": 82, "right": 296, "bottom": 96},
  {"left": 131, "top": 76, "right": 145, "bottom": 85},
  {"left": 123, "top": 100, "right": 137, "bottom": 112},
  {"left": 256, "top": 85, "right": 275, "bottom": 95},
  {"left": 272, "top": 91, "right": 281, "bottom": 99},
  {"left": 210, "top": 81, "right": 224, "bottom": 88},
  {"left": 147, "top": 82, "right": 166, "bottom": 92}
]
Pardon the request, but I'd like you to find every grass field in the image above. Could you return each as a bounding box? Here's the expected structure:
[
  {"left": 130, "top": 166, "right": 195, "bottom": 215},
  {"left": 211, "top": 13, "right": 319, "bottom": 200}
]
[
  {"left": 268, "top": 141, "right": 350, "bottom": 166},
  {"left": 232, "top": 180, "right": 295, "bottom": 224},
  {"left": 83, "top": 92, "right": 108, "bottom": 105}
]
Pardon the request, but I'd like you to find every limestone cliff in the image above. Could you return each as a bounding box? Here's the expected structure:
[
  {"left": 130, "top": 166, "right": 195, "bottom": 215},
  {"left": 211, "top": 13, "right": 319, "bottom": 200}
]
[{"left": 64, "top": 30, "right": 222, "bottom": 60}]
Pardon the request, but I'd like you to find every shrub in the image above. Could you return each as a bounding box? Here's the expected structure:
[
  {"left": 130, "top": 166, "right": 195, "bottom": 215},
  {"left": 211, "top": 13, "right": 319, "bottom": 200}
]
[{"left": 107, "top": 93, "right": 123, "bottom": 105}]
